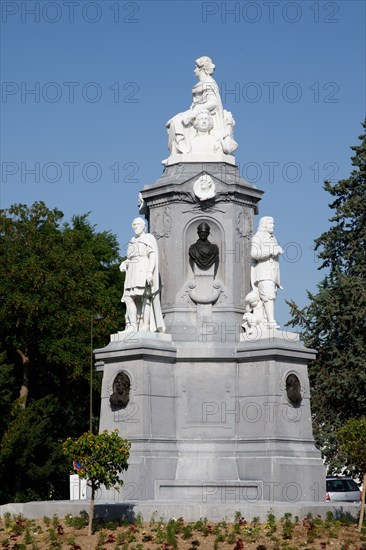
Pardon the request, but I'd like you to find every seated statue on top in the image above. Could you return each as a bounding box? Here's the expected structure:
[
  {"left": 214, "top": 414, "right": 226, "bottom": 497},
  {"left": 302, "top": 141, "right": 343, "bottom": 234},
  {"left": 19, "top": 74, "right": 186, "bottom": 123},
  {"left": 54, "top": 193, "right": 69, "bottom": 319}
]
[{"left": 163, "top": 56, "right": 238, "bottom": 165}]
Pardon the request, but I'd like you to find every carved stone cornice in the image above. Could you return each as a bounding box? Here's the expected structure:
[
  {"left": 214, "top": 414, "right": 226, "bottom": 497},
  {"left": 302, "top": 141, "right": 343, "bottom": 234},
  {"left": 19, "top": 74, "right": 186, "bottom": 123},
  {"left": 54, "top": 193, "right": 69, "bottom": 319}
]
[
  {"left": 141, "top": 163, "right": 264, "bottom": 204},
  {"left": 143, "top": 188, "right": 260, "bottom": 211}
]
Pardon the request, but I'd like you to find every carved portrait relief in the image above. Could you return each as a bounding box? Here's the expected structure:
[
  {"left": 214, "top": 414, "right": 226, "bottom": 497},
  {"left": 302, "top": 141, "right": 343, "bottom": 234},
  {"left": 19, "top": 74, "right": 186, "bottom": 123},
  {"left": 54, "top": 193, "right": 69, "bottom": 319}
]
[
  {"left": 109, "top": 371, "right": 131, "bottom": 410},
  {"left": 285, "top": 373, "right": 302, "bottom": 405},
  {"left": 193, "top": 174, "right": 216, "bottom": 202}
]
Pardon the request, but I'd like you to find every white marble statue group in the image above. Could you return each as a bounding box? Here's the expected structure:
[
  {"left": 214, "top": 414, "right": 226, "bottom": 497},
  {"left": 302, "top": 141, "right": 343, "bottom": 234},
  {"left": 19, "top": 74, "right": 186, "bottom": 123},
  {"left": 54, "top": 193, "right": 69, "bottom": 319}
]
[
  {"left": 163, "top": 56, "right": 238, "bottom": 164},
  {"left": 120, "top": 216, "right": 282, "bottom": 334},
  {"left": 119, "top": 57, "right": 283, "bottom": 334}
]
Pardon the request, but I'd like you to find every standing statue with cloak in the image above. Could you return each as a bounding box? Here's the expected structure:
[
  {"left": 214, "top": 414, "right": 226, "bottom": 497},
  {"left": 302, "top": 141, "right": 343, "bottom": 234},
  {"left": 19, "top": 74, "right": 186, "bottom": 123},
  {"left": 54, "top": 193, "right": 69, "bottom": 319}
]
[{"left": 120, "top": 217, "right": 165, "bottom": 333}]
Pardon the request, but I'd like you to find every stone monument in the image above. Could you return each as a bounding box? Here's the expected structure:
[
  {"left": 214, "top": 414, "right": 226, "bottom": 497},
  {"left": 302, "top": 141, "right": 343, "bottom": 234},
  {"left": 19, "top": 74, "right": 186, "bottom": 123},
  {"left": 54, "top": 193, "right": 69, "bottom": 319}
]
[{"left": 95, "top": 56, "right": 325, "bottom": 516}]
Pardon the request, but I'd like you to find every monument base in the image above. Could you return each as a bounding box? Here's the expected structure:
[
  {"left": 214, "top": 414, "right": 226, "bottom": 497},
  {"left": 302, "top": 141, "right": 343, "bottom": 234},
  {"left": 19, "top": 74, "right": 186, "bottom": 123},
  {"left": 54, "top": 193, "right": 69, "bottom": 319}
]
[{"left": 95, "top": 331, "right": 326, "bottom": 504}]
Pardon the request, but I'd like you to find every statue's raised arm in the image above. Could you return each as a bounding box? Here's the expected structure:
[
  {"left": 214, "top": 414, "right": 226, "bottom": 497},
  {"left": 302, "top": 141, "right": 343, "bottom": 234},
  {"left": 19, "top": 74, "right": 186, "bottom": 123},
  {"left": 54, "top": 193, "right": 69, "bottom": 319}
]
[{"left": 163, "top": 56, "right": 238, "bottom": 165}]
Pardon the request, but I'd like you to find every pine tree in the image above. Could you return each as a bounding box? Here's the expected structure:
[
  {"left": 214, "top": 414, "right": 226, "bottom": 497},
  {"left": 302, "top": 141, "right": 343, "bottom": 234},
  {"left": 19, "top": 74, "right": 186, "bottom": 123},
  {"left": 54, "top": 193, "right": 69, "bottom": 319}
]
[{"left": 287, "top": 120, "right": 366, "bottom": 471}]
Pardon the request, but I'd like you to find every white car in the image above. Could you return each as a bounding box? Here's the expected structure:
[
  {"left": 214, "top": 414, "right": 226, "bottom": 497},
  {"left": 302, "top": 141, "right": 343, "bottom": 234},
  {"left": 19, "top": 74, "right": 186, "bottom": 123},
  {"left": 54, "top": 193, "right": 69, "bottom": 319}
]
[{"left": 326, "top": 476, "right": 361, "bottom": 502}]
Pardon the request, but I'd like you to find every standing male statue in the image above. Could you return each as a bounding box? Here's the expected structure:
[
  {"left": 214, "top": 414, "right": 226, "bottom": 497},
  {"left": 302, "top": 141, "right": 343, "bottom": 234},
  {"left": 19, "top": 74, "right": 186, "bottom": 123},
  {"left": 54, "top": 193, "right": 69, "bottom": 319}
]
[
  {"left": 250, "top": 216, "right": 283, "bottom": 328},
  {"left": 120, "top": 217, "right": 165, "bottom": 333}
]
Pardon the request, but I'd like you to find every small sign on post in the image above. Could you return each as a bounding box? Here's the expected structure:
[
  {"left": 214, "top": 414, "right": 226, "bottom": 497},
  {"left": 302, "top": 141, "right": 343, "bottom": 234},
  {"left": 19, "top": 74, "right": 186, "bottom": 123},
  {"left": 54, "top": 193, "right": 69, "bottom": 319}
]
[{"left": 69, "top": 474, "right": 87, "bottom": 500}]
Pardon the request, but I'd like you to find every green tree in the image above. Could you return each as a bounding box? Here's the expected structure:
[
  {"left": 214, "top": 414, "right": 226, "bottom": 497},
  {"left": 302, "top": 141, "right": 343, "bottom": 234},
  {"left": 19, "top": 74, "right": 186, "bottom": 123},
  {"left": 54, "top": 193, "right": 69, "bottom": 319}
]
[
  {"left": 0, "top": 202, "right": 126, "bottom": 503},
  {"left": 338, "top": 417, "right": 366, "bottom": 531},
  {"left": 63, "top": 430, "right": 130, "bottom": 535},
  {"left": 287, "top": 121, "right": 366, "bottom": 471}
]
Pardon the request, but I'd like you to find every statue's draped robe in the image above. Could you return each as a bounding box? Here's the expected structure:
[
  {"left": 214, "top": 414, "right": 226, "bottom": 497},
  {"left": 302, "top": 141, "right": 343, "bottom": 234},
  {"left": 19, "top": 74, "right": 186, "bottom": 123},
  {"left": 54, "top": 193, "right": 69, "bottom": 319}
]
[
  {"left": 167, "top": 77, "right": 237, "bottom": 155},
  {"left": 189, "top": 239, "right": 219, "bottom": 270},
  {"left": 122, "top": 233, "right": 165, "bottom": 332},
  {"left": 250, "top": 230, "right": 281, "bottom": 296}
]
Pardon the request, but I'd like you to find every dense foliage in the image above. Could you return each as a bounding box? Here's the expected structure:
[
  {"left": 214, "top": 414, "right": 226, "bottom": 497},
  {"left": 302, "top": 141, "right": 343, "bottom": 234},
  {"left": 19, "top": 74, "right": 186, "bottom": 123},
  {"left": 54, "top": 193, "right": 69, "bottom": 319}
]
[
  {"left": 287, "top": 121, "right": 366, "bottom": 471},
  {"left": 0, "top": 202, "right": 125, "bottom": 504},
  {"left": 63, "top": 430, "right": 130, "bottom": 535},
  {"left": 338, "top": 416, "right": 366, "bottom": 530}
]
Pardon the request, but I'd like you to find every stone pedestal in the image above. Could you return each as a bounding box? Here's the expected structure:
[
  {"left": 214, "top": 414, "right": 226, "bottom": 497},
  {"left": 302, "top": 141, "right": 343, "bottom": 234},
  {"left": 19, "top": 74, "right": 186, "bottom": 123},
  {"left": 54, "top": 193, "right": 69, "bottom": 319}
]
[{"left": 95, "top": 330, "right": 325, "bottom": 505}]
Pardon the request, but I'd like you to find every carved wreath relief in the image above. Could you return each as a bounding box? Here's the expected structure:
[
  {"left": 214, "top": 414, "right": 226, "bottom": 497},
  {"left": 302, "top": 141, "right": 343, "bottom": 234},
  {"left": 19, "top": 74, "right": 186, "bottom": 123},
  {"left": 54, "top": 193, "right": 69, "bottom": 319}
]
[{"left": 151, "top": 206, "right": 172, "bottom": 240}]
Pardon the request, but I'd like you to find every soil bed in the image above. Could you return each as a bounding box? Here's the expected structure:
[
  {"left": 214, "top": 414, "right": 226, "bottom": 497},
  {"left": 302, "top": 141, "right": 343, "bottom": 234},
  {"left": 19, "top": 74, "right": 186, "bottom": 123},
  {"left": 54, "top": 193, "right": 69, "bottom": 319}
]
[{"left": 1, "top": 510, "right": 365, "bottom": 550}]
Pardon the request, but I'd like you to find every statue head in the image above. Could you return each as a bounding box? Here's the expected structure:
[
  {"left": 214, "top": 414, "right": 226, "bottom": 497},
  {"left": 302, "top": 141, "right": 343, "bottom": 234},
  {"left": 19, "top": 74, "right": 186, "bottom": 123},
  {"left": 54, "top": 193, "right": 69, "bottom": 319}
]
[
  {"left": 244, "top": 290, "right": 260, "bottom": 308},
  {"left": 132, "top": 217, "right": 146, "bottom": 236},
  {"left": 193, "top": 110, "right": 214, "bottom": 133},
  {"left": 115, "top": 372, "right": 130, "bottom": 394},
  {"left": 110, "top": 371, "right": 131, "bottom": 409},
  {"left": 258, "top": 216, "right": 274, "bottom": 234},
  {"left": 195, "top": 56, "right": 215, "bottom": 76},
  {"left": 197, "top": 222, "right": 210, "bottom": 240},
  {"left": 286, "top": 373, "right": 302, "bottom": 405}
]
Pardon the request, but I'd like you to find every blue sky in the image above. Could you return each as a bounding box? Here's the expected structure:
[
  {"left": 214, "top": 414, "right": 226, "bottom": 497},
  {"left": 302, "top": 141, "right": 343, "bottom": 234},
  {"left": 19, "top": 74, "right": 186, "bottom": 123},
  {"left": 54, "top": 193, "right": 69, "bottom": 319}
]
[{"left": 1, "top": 0, "right": 365, "bottom": 326}]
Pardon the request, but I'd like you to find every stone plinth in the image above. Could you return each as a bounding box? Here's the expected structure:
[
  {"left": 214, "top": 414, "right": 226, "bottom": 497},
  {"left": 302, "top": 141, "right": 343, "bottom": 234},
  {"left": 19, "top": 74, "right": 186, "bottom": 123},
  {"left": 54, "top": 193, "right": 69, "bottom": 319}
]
[{"left": 95, "top": 331, "right": 325, "bottom": 504}]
